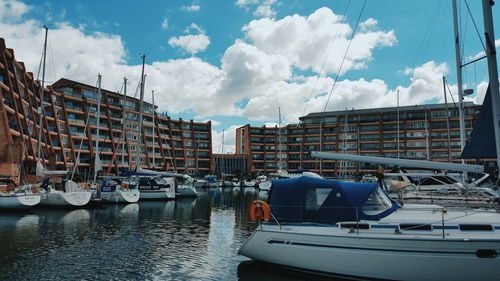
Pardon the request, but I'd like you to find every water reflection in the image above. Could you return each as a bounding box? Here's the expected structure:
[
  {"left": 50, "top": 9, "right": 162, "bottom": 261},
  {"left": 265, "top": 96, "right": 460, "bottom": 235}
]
[{"left": 0, "top": 188, "right": 324, "bottom": 281}]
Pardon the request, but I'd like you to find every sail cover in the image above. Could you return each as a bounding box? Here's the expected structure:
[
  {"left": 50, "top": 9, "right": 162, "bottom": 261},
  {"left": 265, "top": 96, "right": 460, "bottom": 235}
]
[
  {"left": 268, "top": 176, "right": 398, "bottom": 223},
  {"left": 36, "top": 160, "right": 68, "bottom": 176},
  {"left": 462, "top": 85, "right": 497, "bottom": 159}
]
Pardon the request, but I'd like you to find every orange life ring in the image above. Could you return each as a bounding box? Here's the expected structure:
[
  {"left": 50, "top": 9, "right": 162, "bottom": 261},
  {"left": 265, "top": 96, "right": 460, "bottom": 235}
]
[
  {"left": 249, "top": 200, "right": 271, "bottom": 222},
  {"left": 122, "top": 183, "right": 129, "bottom": 190}
]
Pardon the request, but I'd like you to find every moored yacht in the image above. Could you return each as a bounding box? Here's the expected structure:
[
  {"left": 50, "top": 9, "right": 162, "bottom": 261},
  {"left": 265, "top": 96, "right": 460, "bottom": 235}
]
[
  {"left": 39, "top": 177, "right": 92, "bottom": 207},
  {"left": 204, "top": 175, "right": 218, "bottom": 187},
  {"left": 100, "top": 178, "right": 140, "bottom": 203},
  {"left": 239, "top": 176, "right": 500, "bottom": 281},
  {"left": 174, "top": 174, "right": 198, "bottom": 198},
  {"left": 0, "top": 177, "right": 41, "bottom": 209},
  {"left": 243, "top": 179, "right": 256, "bottom": 187},
  {"left": 130, "top": 175, "right": 176, "bottom": 200}
]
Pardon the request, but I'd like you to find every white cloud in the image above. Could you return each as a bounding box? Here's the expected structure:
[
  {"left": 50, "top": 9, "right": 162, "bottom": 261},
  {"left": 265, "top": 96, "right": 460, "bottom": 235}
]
[
  {"left": 211, "top": 125, "right": 242, "bottom": 154},
  {"left": 4, "top": 2, "right": 459, "bottom": 142},
  {"left": 243, "top": 7, "right": 396, "bottom": 75},
  {"left": 0, "top": 0, "right": 29, "bottom": 22},
  {"left": 217, "top": 40, "right": 291, "bottom": 107},
  {"left": 161, "top": 17, "right": 168, "bottom": 29},
  {"left": 185, "top": 23, "right": 204, "bottom": 34},
  {"left": 236, "top": 0, "right": 259, "bottom": 7},
  {"left": 468, "top": 39, "right": 500, "bottom": 60},
  {"left": 168, "top": 33, "right": 210, "bottom": 55},
  {"left": 253, "top": 4, "right": 276, "bottom": 18},
  {"left": 182, "top": 5, "right": 200, "bottom": 12},
  {"left": 206, "top": 119, "right": 221, "bottom": 126}
]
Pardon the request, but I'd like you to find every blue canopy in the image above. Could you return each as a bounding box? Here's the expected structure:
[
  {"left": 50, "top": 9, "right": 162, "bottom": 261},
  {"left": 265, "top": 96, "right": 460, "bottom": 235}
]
[
  {"left": 268, "top": 176, "right": 398, "bottom": 223},
  {"left": 205, "top": 175, "right": 217, "bottom": 182}
]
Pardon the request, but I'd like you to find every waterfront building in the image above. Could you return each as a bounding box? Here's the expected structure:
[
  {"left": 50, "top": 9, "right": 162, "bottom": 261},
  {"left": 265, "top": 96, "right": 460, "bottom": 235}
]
[
  {"left": 236, "top": 103, "right": 486, "bottom": 177},
  {"left": 212, "top": 153, "right": 247, "bottom": 177},
  {"left": 0, "top": 38, "right": 212, "bottom": 181}
]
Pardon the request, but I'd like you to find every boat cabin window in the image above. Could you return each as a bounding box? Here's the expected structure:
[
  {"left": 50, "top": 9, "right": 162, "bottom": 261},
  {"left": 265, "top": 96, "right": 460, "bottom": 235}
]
[
  {"left": 399, "top": 224, "right": 432, "bottom": 231},
  {"left": 305, "top": 187, "right": 333, "bottom": 211},
  {"left": 154, "top": 177, "right": 167, "bottom": 185},
  {"left": 418, "top": 176, "right": 456, "bottom": 186},
  {"left": 459, "top": 224, "right": 493, "bottom": 231},
  {"left": 362, "top": 187, "right": 393, "bottom": 215},
  {"left": 128, "top": 177, "right": 138, "bottom": 185},
  {"left": 340, "top": 223, "right": 370, "bottom": 230}
]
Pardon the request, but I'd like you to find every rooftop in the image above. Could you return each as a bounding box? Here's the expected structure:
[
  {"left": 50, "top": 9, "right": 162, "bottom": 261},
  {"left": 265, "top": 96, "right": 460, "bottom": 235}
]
[{"left": 300, "top": 102, "right": 478, "bottom": 120}]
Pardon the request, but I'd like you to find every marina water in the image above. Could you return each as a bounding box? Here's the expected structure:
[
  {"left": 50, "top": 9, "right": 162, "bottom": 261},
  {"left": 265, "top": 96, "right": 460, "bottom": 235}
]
[{"left": 0, "top": 188, "right": 330, "bottom": 281}]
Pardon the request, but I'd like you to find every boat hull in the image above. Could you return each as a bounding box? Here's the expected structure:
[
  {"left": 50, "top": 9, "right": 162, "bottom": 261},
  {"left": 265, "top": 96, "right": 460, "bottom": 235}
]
[
  {"left": 176, "top": 187, "right": 198, "bottom": 198},
  {"left": 239, "top": 228, "right": 500, "bottom": 281},
  {"left": 0, "top": 194, "right": 41, "bottom": 208},
  {"left": 139, "top": 188, "right": 175, "bottom": 200},
  {"left": 243, "top": 181, "right": 256, "bottom": 187},
  {"left": 101, "top": 190, "right": 140, "bottom": 203},
  {"left": 41, "top": 191, "right": 91, "bottom": 207},
  {"left": 259, "top": 181, "right": 272, "bottom": 191}
]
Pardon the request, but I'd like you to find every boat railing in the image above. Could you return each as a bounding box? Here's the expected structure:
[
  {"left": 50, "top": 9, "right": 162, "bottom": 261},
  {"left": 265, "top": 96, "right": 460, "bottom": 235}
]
[{"left": 263, "top": 205, "right": 500, "bottom": 238}]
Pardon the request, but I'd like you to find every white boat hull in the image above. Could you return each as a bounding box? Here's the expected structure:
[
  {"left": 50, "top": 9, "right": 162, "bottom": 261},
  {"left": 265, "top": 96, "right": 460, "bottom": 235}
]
[
  {"left": 259, "top": 181, "right": 272, "bottom": 191},
  {"left": 240, "top": 227, "right": 500, "bottom": 281},
  {"left": 0, "top": 194, "right": 41, "bottom": 208},
  {"left": 193, "top": 181, "right": 207, "bottom": 188},
  {"left": 101, "top": 190, "right": 140, "bottom": 203},
  {"left": 243, "top": 181, "right": 256, "bottom": 187},
  {"left": 41, "top": 190, "right": 91, "bottom": 207},
  {"left": 139, "top": 188, "right": 175, "bottom": 200},
  {"left": 176, "top": 187, "right": 198, "bottom": 198}
]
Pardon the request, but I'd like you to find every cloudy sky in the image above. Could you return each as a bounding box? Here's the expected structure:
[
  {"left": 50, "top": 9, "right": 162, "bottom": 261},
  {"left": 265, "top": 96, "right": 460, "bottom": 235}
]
[{"left": 1, "top": 0, "right": 498, "bottom": 153}]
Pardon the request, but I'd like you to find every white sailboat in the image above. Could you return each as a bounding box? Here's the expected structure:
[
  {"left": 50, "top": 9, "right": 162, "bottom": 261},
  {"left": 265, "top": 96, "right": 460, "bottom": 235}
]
[
  {"left": 37, "top": 161, "right": 91, "bottom": 207},
  {"left": 132, "top": 168, "right": 176, "bottom": 200},
  {"left": 0, "top": 178, "right": 40, "bottom": 209},
  {"left": 241, "top": 2, "right": 500, "bottom": 279},
  {"left": 30, "top": 27, "right": 90, "bottom": 208},
  {"left": 128, "top": 56, "right": 175, "bottom": 200},
  {"left": 95, "top": 75, "right": 139, "bottom": 203},
  {"left": 239, "top": 175, "right": 500, "bottom": 281}
]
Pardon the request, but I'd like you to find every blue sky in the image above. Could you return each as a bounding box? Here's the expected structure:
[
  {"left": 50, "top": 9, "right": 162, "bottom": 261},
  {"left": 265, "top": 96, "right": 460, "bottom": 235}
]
[{"left": 1, "top": 0, "right": 499, "bottom": 152}]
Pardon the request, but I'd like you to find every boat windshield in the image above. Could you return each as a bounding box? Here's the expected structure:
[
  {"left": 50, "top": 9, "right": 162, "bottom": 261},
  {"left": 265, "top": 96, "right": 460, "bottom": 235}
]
[
  {"left": 154, "top": 176, "right": 167, "bottom": 185},
  {"left": 362, "top": 187, "right": 394, "bottom": 215}
]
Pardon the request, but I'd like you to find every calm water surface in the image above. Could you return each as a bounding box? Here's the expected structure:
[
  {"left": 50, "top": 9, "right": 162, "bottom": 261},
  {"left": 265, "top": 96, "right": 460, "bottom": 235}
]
[{"left": 0, "top": 188, "right": 334, "bottom": 281}]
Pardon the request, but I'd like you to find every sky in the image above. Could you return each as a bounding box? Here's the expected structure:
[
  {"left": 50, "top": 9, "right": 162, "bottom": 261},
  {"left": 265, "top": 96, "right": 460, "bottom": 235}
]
[{"left": 1, "top": 0, "right": 499, "bottom": 154}]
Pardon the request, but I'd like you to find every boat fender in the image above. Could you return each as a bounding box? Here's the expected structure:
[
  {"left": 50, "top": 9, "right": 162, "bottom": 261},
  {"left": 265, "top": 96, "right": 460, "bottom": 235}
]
[
  {"left": 83, "top": 183, "right": 90, "bottom": 190},
  {"left": 31, "top": 184, "right": 40, "bottom": 194},
  {"left": 249, "top": 200, "right": 271, "bottom": 222}
]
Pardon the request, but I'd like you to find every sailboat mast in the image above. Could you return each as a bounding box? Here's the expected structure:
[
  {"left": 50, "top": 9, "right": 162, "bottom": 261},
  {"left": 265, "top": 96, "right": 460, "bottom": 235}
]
[
  {"left": 481, "top": 0, "right": 500, "bottom": 171},
  {"left": 278, "top": 107, "right": 283, "bottom": 172},
  {"left": 442, "top": 76, "right": 452, "bottom": 162},
  {"left": 121, "top": 77, "right": 127, "bottom": 167},
  {"left": 152, "top": 90, "right": 155, "bottom": 168},
  {"left": 221, "top": 129, "right": 224, "bottom": 177},
  {"left": 93, "top": 74, "right": 102, "bottom": 183},
  {"left": 136, "top": 55, "right": 146, "bottom": 169},
  {"left": 37, "top": 26, "right": 49, "bottom": 161},
  {"left": 397, "top": 89, "right": 400, "bottom": 159},
  {"left": 452, "top": 0, "right": 467, "bottom": 155}
]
